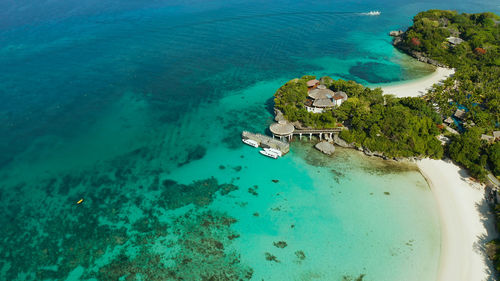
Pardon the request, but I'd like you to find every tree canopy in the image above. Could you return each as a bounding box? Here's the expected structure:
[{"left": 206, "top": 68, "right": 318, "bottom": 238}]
[
  {"left": 398, "top": 10, "right": 500, "bottom": 180},
  {"left": 274, "top": 76, "right": 444, "bottom": 158}
]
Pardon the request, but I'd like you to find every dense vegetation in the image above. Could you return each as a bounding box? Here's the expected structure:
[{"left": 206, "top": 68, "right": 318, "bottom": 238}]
[
  {"left": 274, "top": 76, "right": 444, "bottom": 158},
  {"left": 399, "top": 10, "right": 500, "bottom": 272},
  {"left": 273, "top": 76, "right": 339, "bottom": 128},
  {"left": 275, "top": 10, "right": 499, "bottom": 176},
  {"left": 396, "top": 10, "right": 500, "bottom": 180}
]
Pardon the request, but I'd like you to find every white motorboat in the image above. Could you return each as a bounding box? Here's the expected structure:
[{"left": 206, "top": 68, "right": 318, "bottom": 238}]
[
  {"left": 365, "top": 11, "right": 381, "bottom": 16},
  {"left": 242, "top": 138, "right": 259, "bottom": 148},
  {"left": 259, "top": 149, "right": 279, "bottom": 159},
  {"left": 263, "top": 147, "right": 282, "bottom": 157}
]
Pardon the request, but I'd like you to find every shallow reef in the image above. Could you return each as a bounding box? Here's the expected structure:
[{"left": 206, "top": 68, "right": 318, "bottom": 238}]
[
  {"left": 158, "top": 177, "right": 238, "bottom": 209},
  {"left": 177, "top": 145, "right": 207, "bottom": 167},
  {"left": 265, "top": 252, "right": 280, "bottom": 263},
  {"left": 273, "top": 241, "right": 288, "bottom": 249},
  {"left": 94, "top": 209, "right": 252, "bottom": 281},
  {"left": 349, "top": 62, "right": 400, "bottom": 83},
  {"left": 0, "top": 150, "right": 247, "bottom": 280},
  {"left": 342, "top": 274, "right": 366, "bottom": 281},
  {"left": 295, "top": 250, "right": 306, "bottom": 261},
  {"left": 218, "top": 107, "right": 272, "bottom": 149}
]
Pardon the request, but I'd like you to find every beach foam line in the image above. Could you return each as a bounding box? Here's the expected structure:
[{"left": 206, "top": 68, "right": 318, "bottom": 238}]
[
  {"left": 417, "top": 158, "right": 497, "bottom": 281},
  {"left": 377, "top": 67, "right": 455, "bottom": 98}
]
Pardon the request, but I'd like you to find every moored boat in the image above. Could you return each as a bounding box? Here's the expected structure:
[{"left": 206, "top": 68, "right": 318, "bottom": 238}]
[
  {"left": 264, "top": 147, "right": 282, "bottom": 157},
  {"left": 259, "top": 149, "right": 279, "bottom": 159},
  {"left": 242, "top": 138, "right": 259, "bottom": 148}
]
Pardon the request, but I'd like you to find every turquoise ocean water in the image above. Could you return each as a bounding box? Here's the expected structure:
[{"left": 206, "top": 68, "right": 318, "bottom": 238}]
[{"left": 1, "top": 0, "right": 499, "bottom": 280}]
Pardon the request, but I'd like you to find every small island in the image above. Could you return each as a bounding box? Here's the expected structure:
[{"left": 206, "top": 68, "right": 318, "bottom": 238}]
[{"left": 272, "top": 75, "right": 444, "bottom": 159}]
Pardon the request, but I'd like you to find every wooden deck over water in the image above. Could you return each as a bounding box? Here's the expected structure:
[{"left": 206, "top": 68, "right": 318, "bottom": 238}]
[{"left": 242, "top": 131, "right": 289, "bottom": 154}]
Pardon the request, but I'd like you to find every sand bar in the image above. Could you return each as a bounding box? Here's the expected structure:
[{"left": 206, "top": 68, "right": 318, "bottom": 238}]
[
  {"left": 378, "top": 67, "right": 455, "bottom": 97},
  {"left": 417, "top": 158, "right": 496, "bottom": 281}
]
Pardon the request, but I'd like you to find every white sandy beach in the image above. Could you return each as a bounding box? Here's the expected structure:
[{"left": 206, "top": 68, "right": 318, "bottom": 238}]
[
  {"left": 418, "top": 159, "right": 497, "bottom": 281},
  {"left": 379, "top": 67, "right": 455, "bottom": 97},
  {"left": 378, "top": 65, "right": 497, "bottom": 281}
]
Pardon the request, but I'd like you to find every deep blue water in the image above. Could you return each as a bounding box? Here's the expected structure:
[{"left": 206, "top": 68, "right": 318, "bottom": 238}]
[
  {"left": 0, "top": 0, "right": 499, "bottom": 280},
  {"left": 1, "top": 0, "right": 498, "bottom": 167}
]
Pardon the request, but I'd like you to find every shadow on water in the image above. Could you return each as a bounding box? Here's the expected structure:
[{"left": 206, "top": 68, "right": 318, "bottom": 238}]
[
  {"left": 220, "top": 105, "right": 274, "bottom": 149},
  {"left": 475, "top": 195, "right": 499, "bottom": 281},
  {"left": 349, "top": 62, "right": 402, "bottom": 84},
  {"left": 265, "top": 96, "right": 276, "bottom": 117}
]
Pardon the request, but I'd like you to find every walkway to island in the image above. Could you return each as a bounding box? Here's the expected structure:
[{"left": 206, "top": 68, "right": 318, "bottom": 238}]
[
  {"left": 269, "top": 121, "right": 344, "bottom": 141},
  {"left": 293, "top": 128, "right": 343, "bottom": 140}
]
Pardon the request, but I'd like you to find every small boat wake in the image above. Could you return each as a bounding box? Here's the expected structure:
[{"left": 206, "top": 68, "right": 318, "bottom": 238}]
[{"left": 361, "top": 11, "right": 381, "bottom": 16}]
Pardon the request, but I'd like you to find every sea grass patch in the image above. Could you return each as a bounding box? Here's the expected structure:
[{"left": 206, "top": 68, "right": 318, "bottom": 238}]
[{"left": 0, "top": 155, "right": 243, "bottom": 280}]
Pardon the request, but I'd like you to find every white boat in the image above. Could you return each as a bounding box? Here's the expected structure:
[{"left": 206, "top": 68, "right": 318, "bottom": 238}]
[
  {"left": 264, "top": 147, "right": 282, "bottom": 157},
  {"left": 242, "top": 138, "right": 259, "bottom": 148},
  {"left": 259, "top": 149, "right": 279, "bottom": 159},
  {"left": 365, "top": 11, "right": 381, "bottom": 16}
]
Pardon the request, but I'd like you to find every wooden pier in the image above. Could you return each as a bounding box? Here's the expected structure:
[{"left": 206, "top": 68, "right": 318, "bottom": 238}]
[
  {"left": 293, "top": 128, "right": 343, "bottom": 141},
  {"left": 242, "top": 131, "right": 289, "bottom": 155}
]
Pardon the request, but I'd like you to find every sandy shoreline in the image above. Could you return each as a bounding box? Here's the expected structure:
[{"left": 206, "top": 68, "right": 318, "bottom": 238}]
[
  {"left": 417, "top": 159, "right": 497, "bottom": 281},
  {"left": 381, "top": 65, "right": 496, "bottom": 280},
  {"left": 378, "top": 67, "right": 455, "bottom": 97}
]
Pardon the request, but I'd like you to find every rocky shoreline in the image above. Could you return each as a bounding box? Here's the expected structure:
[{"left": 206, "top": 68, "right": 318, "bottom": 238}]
[
  {"left": 389, "top": 30, "right": 448, "bottom": 68},
  {"left": 274, "top": 108, "right": 422, "bottom": 162}
]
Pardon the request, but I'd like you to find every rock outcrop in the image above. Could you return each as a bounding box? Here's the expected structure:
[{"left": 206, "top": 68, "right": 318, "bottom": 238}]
[
  {"left": 333, "top": 134, "right": 354, "bottom": 148},
  {"left": 363, "top": 147, "right": 388, "bottom": 160},
  {"left": 389, "top": 30, "right": 403, "bottom": 37},
  {"left": 390, "top": 32, "right": 448, "bottom": 68},
  {"left": 315, "top": 141, "right": 335, "bottom": 155},
  {"left": 274, "top": 108, "right": 285, "bottom": 122}
]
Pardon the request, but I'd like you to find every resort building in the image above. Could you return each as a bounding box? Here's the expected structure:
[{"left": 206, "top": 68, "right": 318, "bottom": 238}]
[
  {"left": 305, "top": 82, "right": 348, "bottom": 113},
  {"left": 480, "top": 131, "right": 500, "bottom": 144},
  {"left": 494, "top": 131, "right": 500, "bottom": 141},
  {"left": 447, "top": 36, "right": 464, "bottom": 45},
  {"left": 481, "top": 134, "right": 495, "bottom": 144},
  {"left": 307, "top": 79, "right": 319, "bottom": 89},
  {"left": 454, "top": 109, "right": 466, "bottom": 120},
  {"left": 444, "top": 116, "right": 454, "bottom": 125},
  {"left": 269, "top": 120, "right": 295, "bottom": 141}
]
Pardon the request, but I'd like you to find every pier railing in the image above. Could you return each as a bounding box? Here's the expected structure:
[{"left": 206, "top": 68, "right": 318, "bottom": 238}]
[
  {"left": 293, "top": 127, "right": 344, "bottom": 141},
  {"left": 293, "top": 128, "right": 343, "bottom": 134}
]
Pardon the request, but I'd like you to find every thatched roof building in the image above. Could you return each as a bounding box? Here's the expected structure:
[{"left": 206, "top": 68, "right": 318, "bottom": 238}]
[
  {"left": 313, "top": 98, "right": 335, "bottom": 108},
  {"left": 307, "top": 79, "right": 319, "bottom": 87},
  {"left": 308, "top": 88, "right": 335, "bottom": 100},
  {"left": 306, "top": 87, "right": 348, "bottom": 113},
  {"left": 269, "top": 121, "right": 295, "bottom": 137},
  {"left": 333, "top": 91, "right": 348, "bottom": 102}
]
